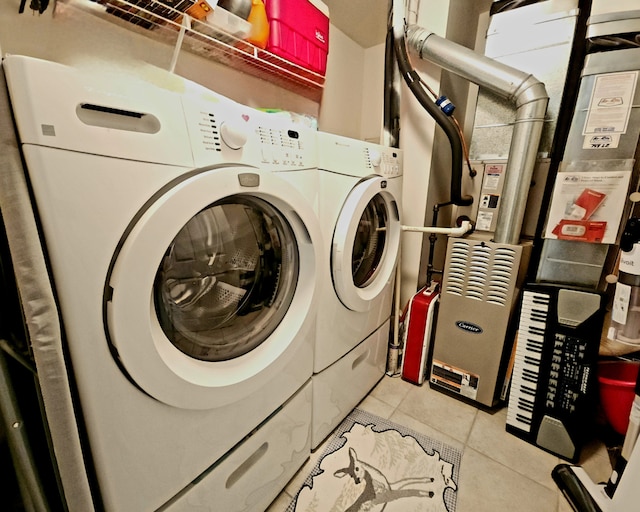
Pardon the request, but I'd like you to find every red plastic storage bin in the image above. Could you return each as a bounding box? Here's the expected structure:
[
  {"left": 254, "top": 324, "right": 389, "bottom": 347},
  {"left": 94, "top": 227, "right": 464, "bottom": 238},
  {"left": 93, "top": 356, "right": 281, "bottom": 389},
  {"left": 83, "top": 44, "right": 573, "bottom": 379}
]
[
  {"left": 598, "top": 360, "right": 640, "bottom": 435},
  {"left": 264, "top": 0, "right": 329, "bottom": 75}
]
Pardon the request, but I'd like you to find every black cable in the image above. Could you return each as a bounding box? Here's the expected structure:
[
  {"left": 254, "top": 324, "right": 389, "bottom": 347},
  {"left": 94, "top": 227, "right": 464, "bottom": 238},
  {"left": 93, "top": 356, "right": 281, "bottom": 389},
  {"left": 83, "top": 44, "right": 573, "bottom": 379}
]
[{"left": 383, "top": 23, "right": 400, "bottom": 149}]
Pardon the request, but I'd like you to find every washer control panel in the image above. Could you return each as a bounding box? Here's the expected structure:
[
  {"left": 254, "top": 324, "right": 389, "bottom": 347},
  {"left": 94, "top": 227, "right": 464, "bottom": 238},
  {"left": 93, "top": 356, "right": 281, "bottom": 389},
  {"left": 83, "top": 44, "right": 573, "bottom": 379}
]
[
  {"left": 257, "top": 127, "right": 310, "bottom": 168},
  {"left": 183, "top": 96, "right": 316, "bottom": 169}
]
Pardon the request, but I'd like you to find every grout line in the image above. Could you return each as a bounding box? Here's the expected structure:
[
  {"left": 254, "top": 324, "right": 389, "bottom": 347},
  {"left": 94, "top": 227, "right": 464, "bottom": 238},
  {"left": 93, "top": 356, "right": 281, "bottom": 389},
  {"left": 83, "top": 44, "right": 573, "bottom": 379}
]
[{"left": 463, "top": 408, "right": 479, "bottom": 446}]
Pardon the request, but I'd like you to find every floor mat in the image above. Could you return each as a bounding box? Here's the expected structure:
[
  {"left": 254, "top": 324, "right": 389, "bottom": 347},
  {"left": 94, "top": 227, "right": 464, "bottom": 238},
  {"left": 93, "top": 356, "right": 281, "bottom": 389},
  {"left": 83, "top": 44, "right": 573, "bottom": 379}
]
[{"left": 286, "top": 408, "right": 462, "bottom": 512}]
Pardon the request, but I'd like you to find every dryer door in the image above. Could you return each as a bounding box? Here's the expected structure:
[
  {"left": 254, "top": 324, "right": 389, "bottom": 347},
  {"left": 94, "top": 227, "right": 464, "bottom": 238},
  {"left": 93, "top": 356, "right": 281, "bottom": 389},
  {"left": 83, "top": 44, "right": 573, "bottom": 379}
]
[
  {"left": 332, "top": 176, "right": 401, "bottom": 312},
  {"left": 105, "top": 166, "right": 320, "bottom": 410}
]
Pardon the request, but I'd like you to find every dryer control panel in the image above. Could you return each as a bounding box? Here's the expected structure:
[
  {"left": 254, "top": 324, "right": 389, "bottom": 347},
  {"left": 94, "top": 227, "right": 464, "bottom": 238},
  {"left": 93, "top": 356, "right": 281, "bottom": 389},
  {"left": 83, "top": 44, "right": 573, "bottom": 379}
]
[
  {"left": 375, "top": 149, "right": 402, "bottom": 178},
  {"left": 317, "top": 132, "right": 403, "bottom": 179}
]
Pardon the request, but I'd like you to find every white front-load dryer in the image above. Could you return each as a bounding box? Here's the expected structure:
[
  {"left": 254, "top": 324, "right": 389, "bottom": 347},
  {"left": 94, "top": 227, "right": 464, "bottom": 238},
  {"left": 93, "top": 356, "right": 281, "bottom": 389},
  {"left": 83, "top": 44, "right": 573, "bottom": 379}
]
[
  {"left": 312, "top": 132, "right": 403, "bottom": 448},
  {"left": 4, "top": 55, "right": 321, "bottom": 511}
]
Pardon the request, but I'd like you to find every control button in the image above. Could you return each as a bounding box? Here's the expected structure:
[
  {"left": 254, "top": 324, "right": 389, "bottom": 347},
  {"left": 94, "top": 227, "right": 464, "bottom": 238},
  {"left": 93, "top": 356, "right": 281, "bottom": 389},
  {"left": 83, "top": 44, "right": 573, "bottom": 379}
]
[{"left": 261, "top": 148, "right": 272, "bottom": 163}]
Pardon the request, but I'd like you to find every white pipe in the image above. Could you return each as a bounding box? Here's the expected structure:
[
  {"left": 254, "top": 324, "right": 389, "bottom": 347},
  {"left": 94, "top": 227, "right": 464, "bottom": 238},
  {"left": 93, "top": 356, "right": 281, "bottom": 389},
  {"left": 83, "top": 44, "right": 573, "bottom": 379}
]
[{"left": 402, "top": 220, "right": 473, "bottom": 236}]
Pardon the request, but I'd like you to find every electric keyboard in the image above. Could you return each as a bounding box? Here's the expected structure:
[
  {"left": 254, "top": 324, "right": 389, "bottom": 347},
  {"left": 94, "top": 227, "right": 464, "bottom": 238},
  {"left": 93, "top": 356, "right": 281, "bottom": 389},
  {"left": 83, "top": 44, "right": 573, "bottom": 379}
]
[{"left": 506, "top": 284, "right": 605, "bottom": 461}]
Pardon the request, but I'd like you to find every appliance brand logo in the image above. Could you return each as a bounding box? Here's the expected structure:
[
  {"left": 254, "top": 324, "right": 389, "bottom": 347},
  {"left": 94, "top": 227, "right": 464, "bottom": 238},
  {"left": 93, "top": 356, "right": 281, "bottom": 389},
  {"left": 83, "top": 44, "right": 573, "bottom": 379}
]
[
  {"left": 315, "top": 30, "right": 326, "bottom": 44},
  {"left": 455, "top": 321, "right": 483, "bottom": 334}
]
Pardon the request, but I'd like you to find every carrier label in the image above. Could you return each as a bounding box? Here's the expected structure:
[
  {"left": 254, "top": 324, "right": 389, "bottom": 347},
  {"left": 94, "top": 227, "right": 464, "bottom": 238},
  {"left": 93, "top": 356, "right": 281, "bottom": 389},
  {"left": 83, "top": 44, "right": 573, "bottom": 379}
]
[{"left": 455, "top": 321, "right": 483, "bottom": 334}]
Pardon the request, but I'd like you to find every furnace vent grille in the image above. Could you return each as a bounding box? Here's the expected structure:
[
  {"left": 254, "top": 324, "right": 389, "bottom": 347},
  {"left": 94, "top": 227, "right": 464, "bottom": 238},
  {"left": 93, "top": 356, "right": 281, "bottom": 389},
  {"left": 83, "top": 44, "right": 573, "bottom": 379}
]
[{"left": 444, "top": 241, "right": 516, "bottom": 307}]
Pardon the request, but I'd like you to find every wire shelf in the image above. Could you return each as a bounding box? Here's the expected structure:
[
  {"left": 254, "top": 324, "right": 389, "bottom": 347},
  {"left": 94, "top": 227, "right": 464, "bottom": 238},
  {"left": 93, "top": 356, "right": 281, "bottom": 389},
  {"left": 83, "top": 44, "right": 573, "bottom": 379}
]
[{"left": 60, "top": 0, "right": 325, "bottom": 102}]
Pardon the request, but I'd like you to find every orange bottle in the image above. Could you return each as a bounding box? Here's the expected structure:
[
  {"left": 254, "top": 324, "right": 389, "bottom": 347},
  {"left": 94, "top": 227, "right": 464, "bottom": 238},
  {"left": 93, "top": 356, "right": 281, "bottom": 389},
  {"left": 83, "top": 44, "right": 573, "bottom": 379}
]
[{"left": 245, "top": 0, "right": 269, "bottom": 49}]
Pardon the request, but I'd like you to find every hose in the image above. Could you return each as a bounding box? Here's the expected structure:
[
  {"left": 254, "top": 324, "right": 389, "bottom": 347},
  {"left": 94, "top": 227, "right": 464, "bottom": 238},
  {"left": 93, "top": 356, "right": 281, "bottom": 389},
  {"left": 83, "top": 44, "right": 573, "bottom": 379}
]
[{"left": 391, "top": 16, "right": 473, "bottom": 207}]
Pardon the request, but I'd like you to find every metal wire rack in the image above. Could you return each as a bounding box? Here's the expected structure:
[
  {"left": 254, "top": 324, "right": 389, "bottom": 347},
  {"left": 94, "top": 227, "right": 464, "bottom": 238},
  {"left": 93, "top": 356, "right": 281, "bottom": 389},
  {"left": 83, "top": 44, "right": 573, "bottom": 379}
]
[{"left": 60, "top": 0, "right": 325, "bottom": 102}]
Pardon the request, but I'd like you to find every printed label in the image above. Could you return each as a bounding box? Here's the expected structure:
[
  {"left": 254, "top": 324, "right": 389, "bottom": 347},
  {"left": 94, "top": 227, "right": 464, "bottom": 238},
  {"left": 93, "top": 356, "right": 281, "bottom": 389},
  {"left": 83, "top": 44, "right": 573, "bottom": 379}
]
[
  {"left": 476, "top": 211, "right": 493, "bottom": 231},
  {"left": 612, "top": 282, "right": 631, "bottom": 325},
  {"left": 583, "top": 71, "right": 638, "bottom": 135},
  {"left": 482, "top": 163, "right": 504, "bottom": 190},
  {"left": 431, "top": 360, "right": 479, "bottom": 400},
  {"left": 583, "top": 133, "right": 620, "bottom": 149}
]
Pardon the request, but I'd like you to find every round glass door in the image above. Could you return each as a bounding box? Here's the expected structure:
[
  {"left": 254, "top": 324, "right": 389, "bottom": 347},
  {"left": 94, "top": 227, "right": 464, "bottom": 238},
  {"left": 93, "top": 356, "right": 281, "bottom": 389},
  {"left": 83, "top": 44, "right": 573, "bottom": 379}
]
[
  {"left": 332, "top": 176, "right": 401, "bottom": 312},
  {"left": 154, "top": 195, "right": 298, "bottom": 362},
  {"left": 352, "top": 193, "right": 389, "bottom": 288},
  {"left": 106, "top": 166, "right": 321, "bottom": 409}
]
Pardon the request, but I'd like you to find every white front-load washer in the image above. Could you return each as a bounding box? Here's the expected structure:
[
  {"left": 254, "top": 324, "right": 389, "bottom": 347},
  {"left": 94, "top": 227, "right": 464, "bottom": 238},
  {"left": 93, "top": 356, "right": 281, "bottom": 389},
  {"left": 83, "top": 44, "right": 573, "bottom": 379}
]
[
  {"left": 4, "top": 54, "right": 321, "bottom": 511},
  {"left": 312, "top": 132, "right": 403, "bottom": 448}
]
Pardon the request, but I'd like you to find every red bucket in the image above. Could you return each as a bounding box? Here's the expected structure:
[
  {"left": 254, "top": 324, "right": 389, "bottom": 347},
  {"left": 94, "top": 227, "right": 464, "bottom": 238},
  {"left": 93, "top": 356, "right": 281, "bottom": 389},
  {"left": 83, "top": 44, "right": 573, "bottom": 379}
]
[{"left": 598, "top": 361, "right": 640, "bottom": 435}]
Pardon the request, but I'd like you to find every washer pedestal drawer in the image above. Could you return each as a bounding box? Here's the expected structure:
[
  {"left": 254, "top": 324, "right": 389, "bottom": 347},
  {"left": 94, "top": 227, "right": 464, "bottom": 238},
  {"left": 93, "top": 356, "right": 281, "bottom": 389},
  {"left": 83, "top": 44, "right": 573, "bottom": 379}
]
[
  {"left": 311, "top": 319, "right": 389, "bottom": 449},
  {"left": 165, "top": 380, "right": 311, "bottom": 511}
]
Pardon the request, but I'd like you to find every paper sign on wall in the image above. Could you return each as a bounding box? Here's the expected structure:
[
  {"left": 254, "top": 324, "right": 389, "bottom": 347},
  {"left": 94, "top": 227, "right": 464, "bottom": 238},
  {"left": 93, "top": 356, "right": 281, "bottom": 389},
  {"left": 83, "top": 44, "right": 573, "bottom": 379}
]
[
  {"left": 544, "top": 170, "right": 632, "bottom": 244},
  {"left": 583, "top": 71, "right": 638, "bottom": 136}
]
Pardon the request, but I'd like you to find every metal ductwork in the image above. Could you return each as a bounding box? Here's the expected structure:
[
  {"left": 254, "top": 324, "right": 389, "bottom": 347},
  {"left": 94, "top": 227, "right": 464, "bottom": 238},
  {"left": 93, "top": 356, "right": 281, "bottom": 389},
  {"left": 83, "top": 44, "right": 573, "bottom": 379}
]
[{"left": 404, "top": 24, "right": 549, "bottom": 244}]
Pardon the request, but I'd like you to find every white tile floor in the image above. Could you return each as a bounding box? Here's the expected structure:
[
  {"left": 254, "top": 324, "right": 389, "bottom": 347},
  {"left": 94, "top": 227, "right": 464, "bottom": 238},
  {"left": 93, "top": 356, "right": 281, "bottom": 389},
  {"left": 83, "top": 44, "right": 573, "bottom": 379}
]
[{"left": 267, "top": 375, "right": 614, "bottom": 512}]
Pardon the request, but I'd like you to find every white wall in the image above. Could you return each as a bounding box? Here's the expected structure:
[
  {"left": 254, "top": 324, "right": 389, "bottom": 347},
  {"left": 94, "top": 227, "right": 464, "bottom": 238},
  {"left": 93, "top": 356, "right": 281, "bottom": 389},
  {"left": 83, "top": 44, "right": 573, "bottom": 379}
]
[
  {"left": 317, "top": 31, "right": 385, "bottom": 141},
  {"left": 317, "top": 24, "right": 366, "bottom": 137},
  {"left": 361, "top": 43, "right": 386, "bottom": 143}
]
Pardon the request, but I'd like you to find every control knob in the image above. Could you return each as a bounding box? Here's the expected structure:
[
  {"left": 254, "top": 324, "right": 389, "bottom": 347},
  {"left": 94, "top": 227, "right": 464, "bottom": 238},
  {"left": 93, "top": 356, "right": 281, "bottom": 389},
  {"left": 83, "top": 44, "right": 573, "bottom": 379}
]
[
  {"left": 369, "top": 149, "right": 382, "bottom": 168},
  {"left": 220, "top": 121, "right": 248, "bottom": 150}
]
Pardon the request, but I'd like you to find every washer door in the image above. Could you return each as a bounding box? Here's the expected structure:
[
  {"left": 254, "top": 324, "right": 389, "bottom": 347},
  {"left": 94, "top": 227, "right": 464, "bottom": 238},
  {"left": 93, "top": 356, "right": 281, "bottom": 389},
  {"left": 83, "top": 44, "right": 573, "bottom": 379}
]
[
  {"left": 332, "top": 176, "right": 401, "bottom": 312},
  {"left": 105, "top": 166, "right": 319, "bottom": 410}
]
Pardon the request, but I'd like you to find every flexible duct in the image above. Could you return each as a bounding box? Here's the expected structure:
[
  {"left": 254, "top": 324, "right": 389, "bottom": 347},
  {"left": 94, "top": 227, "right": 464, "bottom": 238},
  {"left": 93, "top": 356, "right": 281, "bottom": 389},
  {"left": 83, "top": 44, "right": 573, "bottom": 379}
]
[{"left": 405, "top": 24, "right": 549, "bottom": 244}]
